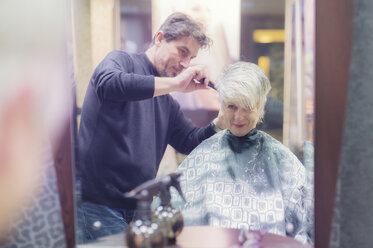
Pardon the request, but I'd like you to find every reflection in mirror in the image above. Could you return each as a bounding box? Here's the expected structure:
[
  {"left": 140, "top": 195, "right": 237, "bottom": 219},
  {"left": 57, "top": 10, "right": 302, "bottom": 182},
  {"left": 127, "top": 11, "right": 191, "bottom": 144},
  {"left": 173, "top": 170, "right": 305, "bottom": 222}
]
[{"left": 71, "top": 0, "right": 314, "bottom": 246}]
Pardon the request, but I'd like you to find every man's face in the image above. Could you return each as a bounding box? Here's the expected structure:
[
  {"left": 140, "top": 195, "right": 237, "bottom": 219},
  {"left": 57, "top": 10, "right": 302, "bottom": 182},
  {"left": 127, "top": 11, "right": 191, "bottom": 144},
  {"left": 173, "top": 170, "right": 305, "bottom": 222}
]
[{"left": 154, "top": 33, "right": 200, "bottom": 77}]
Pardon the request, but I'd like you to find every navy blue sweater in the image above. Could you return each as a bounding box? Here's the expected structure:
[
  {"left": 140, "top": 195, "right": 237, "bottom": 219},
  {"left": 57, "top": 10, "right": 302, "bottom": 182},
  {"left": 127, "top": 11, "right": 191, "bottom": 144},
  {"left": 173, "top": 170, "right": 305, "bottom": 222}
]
[{"left": 78, "top": 51, "right": 216, "bottom": 209}]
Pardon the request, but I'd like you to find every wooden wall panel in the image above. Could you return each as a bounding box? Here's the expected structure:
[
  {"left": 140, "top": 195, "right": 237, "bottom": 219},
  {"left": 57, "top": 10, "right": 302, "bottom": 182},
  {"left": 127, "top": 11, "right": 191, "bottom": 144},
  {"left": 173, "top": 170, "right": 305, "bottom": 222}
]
[
  {"left": 315, "top": 0, "right": 353, "bottom": 247},
  {"left": 53, "top": 120, "right": 75, "bottom": 248}
]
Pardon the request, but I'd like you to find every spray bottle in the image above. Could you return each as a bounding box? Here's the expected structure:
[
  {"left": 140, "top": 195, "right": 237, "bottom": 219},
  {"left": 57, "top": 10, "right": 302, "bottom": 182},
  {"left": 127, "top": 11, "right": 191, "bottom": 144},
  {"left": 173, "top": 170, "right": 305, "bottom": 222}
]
[
  {"left": 124, "top": 179, "right": 165, "bottom": 248},
  {"left": 152, "top": 172, "right": 186, "bottom": 245}
]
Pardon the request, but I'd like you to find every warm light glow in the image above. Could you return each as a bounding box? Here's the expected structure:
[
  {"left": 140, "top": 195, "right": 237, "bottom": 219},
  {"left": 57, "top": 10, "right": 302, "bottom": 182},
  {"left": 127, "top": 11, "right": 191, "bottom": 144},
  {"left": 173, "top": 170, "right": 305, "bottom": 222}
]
[
  {"left": 258, "top": 56, "right": 270, "bottom": 78},
  {"left": 253, "top": 29, "right": 285, "bottom": 43},
  {"left": 153, "top": 0, "right": 241, "bottom": 60}
]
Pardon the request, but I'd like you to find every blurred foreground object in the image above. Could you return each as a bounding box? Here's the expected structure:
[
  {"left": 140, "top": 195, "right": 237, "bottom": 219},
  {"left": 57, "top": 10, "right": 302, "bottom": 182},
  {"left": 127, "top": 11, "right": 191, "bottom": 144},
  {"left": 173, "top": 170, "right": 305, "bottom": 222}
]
[{"left": 0, "top": 0, "right": 70, "bottom": 245}]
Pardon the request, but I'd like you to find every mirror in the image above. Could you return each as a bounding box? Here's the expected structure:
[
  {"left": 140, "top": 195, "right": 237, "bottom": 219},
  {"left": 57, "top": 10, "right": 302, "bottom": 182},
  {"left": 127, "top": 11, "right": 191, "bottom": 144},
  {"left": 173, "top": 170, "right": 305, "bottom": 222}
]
[{"left": 71, "top": 0, "right": 314, "bottom": 245}]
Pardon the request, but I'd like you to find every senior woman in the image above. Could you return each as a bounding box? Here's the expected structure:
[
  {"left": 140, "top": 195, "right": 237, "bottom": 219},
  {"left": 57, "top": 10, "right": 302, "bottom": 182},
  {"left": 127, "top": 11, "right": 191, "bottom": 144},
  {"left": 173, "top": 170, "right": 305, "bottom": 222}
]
[{"left": 170, "top": 62, "right": 313, "bottom": 243}]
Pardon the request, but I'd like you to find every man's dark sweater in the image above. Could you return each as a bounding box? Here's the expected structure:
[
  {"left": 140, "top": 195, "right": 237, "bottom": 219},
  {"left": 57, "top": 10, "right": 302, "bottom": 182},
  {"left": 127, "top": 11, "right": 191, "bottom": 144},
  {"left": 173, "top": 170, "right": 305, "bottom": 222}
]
[{"left": 78, "top": 51, "right": 216, "bottom": 209}]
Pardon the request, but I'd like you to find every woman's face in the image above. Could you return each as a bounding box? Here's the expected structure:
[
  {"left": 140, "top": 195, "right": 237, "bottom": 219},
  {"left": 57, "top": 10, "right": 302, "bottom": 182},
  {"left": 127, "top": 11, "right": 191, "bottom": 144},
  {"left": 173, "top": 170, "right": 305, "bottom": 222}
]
[{"left": 223, "top": 100, "right": 259, "bottom": 137}]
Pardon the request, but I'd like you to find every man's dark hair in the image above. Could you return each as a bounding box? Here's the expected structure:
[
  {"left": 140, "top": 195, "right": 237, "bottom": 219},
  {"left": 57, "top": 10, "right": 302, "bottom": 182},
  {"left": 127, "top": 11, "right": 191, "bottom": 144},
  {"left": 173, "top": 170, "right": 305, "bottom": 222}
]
[{"left": 154, "top": 12, "right": 212, "bottom": 48}]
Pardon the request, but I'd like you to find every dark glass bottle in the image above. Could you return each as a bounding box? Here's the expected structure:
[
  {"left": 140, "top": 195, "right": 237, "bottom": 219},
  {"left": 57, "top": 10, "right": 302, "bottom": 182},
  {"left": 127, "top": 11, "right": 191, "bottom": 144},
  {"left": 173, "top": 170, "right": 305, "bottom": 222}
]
[
  {"left": 153, "top": 202, "right": 184, "bottom": 244},
  {"left": 126, "top": 192, "right": 165, "bottom": 248},
  {"left": 152, "top": 173, "right": 186, "bottom": 245}
]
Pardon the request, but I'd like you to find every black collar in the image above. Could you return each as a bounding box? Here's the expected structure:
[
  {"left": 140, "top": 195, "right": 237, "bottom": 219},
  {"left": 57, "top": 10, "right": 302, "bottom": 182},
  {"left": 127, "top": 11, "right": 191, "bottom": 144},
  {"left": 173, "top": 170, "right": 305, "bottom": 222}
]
[{"left": 226, "top": 128, "right": 259, "bottom": 153}]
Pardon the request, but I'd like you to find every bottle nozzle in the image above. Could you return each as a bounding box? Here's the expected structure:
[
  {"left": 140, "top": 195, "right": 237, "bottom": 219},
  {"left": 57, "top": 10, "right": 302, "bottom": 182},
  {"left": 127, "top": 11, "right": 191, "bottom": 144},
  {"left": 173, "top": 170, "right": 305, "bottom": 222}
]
[
  {"left": 173, "top": 181, "right": 186, "bottom": 202},
  {"left": 169, "top": 172, "right": 186, "bottom": 202}
]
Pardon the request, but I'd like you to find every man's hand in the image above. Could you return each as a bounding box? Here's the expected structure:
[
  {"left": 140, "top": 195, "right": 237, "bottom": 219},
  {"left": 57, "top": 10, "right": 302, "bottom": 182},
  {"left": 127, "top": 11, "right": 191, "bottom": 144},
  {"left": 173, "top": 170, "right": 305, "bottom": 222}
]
[
  {"left": 153, "top": 64, "right": 214, "bottom": 97},
  {"left": 213, "top": 109, "right": 229, "bottom": 131},
  {"left": 174, "top": 65, "right": 213, "bottom": 92}
]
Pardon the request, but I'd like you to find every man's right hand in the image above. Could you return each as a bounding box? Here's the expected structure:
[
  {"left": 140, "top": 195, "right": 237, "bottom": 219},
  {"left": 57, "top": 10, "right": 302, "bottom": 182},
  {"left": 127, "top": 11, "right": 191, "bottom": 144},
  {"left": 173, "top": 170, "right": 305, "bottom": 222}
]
[
  {"left": 174, "top": 65, "right": 214, "bottom": 92},
  {"left": 153, "top": 65, "right": 214, "bottom": 97}
]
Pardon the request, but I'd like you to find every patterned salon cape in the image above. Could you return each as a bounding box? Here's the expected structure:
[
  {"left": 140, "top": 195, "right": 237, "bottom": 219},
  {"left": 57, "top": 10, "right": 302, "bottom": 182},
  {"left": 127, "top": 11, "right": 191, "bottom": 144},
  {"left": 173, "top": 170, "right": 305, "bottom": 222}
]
[{"left": 170, "top": 129, "right": 313, "bottom": 244}]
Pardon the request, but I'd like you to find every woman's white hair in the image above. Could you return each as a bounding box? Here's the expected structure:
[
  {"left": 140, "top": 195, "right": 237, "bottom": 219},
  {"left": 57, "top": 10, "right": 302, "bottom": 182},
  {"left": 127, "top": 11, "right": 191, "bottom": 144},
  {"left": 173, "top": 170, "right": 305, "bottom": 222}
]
[{"left": 215, "top": 61, "right": 271, "bottom": 122}]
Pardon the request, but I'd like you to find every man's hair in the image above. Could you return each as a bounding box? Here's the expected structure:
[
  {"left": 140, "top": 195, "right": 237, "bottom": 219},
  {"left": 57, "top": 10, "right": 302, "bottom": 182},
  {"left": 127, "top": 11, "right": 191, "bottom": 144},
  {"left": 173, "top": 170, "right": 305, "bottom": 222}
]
[
  {"left": 216, "top": 62, "right": 272, "bottom": 122},
  {"left": 154, "top": 12, "right": 212, "bottom": 48}
]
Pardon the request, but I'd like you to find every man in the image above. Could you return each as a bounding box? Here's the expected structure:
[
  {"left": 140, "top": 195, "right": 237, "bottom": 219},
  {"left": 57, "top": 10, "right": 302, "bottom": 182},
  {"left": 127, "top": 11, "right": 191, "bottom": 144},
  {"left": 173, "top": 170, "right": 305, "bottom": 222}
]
[{"left": 77, "top": 12, "right": 225, "bottom": 241}]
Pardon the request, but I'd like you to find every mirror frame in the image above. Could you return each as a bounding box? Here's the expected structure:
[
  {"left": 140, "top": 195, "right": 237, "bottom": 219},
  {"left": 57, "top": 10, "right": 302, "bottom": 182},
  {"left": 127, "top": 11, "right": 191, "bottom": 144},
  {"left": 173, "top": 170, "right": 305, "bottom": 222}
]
[
  {"left": 315, "top": 0, "right": 352, "bottom": 247},
  {"left": 54, "top": 0, "right": 354, "bottom": 247},
  {"left": 53, "top": 117, "right": 75, "bottom": 247}
]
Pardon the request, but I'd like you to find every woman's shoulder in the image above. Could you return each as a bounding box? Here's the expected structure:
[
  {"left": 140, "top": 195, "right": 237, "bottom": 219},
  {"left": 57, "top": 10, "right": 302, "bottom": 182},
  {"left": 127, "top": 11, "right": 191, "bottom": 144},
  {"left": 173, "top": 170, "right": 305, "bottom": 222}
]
[
  {"left": 200, "top": 129, "right": 228, "bottom": 147},
  {"left": 259, "top": 131, "right": 289, "bottom": 150},
  {"left": 258, "top": 130, "right": 302, "bottom": 164},
  {"left": 177, "top": 130, "right": 228, "bottom": 169}
]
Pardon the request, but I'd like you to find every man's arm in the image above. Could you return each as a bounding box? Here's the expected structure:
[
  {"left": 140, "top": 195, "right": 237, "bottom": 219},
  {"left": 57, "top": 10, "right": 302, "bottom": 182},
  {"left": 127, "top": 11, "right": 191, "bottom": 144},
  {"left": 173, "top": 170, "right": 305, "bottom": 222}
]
[
  {"left": 94, "top": 51, "right": 154, "bottom": 102},
  {"left": 94, "top": 51, "right": 213, "bottom": 102},
  {"left": 167, "top": 99, "right": 216, "bottom": 155}
]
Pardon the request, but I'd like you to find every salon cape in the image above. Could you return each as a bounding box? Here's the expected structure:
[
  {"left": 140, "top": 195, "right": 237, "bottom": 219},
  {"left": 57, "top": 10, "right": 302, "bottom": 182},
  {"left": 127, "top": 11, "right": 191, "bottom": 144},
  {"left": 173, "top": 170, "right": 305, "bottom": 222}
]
[{"left": 170, "top": 129, "right": 313, "bottom": 244}]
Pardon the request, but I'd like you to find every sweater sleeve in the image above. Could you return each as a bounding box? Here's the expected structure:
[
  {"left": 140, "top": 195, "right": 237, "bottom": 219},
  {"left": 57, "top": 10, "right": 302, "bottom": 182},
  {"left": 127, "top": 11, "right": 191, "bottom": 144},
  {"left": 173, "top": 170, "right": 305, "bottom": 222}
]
[
  {"left": 168, "top": 98, "right": 216, "bottom": 155},
  {"left": 93, "top": 51, "right": 155, "bottom": 102}
]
